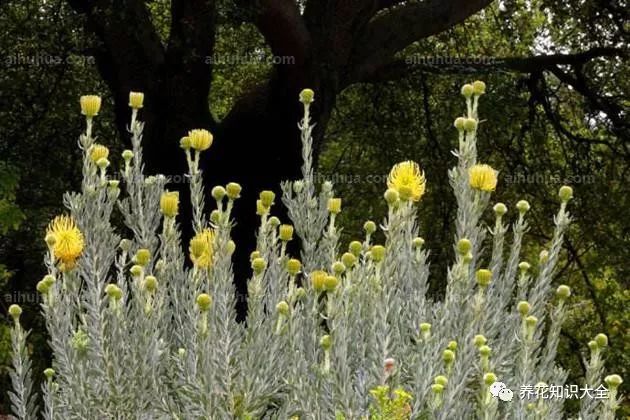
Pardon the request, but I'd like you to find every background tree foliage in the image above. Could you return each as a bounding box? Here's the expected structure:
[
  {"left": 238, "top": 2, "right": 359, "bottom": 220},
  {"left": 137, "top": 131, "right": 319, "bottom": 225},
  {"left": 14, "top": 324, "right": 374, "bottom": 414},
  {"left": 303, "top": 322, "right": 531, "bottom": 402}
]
[{"left": 0, "top": 0, "right": 627, "bottom": 415}]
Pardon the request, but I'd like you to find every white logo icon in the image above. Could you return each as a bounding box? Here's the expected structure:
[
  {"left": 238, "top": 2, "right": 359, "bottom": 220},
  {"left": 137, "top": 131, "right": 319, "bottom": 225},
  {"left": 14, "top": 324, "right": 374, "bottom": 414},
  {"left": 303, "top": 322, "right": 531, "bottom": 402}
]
[{"left": 490, "top": 382, "right": 513, "bottom": 402}]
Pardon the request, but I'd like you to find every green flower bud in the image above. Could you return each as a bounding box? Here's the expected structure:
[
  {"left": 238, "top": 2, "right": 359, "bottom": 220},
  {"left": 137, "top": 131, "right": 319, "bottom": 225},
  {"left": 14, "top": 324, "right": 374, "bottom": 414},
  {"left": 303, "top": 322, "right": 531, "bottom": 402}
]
[
  {"left": 144, "top": 275, "right": 158, "bottom": 293},
  {"left": 324, "top": 275, "right": 339, "bottom": 292},
  {"left": 517, "top": 301, "right": 531, "bottom": 317},
  {"left": 604, "top": 374, "right": 623, "bottom": 388},
  {"left": 461, "top": 84, "right": 474, "bottom": 98},
  {"left": 525, "top": 315, "right": 538, "bottom": 329},
  {"left": 286, "top": 258, "right": 302, "bottom": 276},
  {"left": 332, "top": 261, "right": 345, "bottom": 275},
  {"left": 447, "top": 341, "right": 457, "bottom": 352},
  {"left": 279, "top": 224, "right": 294, "bottom": 241},
  {"left": 349, "top": 241, "right": 363, "bottom": 256},
  {"left": 327, "top": 198, "right": 342, "bottom": 214},
  {"left": 476, "top": 269, "right": 492, "bottom": 288},
  {"left": 179, "top": 137, "right": 191, "bottom": 150},
  {"left": 463, "top": 118, "right": 477, "bottom": 132},
  {"left": 122, "top": 149, "right": 134, "bottom": 162},
  {"left": 268, "top": 216, "right": 280, "bottom": 228},
  {"left": 294, "top": 287, "right": 306, "bottom": 300},
  {"left": 483, "top": 372, "right": 497, "bottom": 386},
  {"left": 454, "top": 117, "right": 466, "bottom": 131},
  {"left": 96, "top": 157, "right": 110, "bottom": 169},
  {"left": 412, "top": 237, "right": 425, "bottom": 249},
  {"left": 493, "top": 203, "right": 507, "bottom": 217},
  {"left": 130, "top": 265, "right": 143, "bottom": 277},
  {"left": 299, "top": 89, "right": 315, "bottom": 104},
  {"left": 293, "top": 180, "right": 304, "bottom": 193},
  {"left": 473, "top": 334, "right": 487, "bottom": 347},
  {"left": 119, "top": 239, "right": 132, "bottom": 252},
  {"left": 463, "top": 252, "right": 473, "bottom": 264},
  {"left": 45, "top": 233, "right": 57, "bottom": 247},
  {"left": 37, "top": 280, "right": 50, "bottom": 294},
  {"left": 134, "top": 249, "right": 151, "bottom": 266},
  {"left": 211, "top": 186, "right": 226, "bottom": 201},
  {"left": 443, "top": 349, "right": 455, "bottom": 363},
  {"left": 516, "top": 200, "right": 530, "bottom": 213},
  {"left": 431, "top": 383, "right": 444, "bottom": 394},
  {"left": 472, "top": 80, "right": 486, "bottom": 95},
  {"left": 108, "top": 180, "right": 120, "bottom": 189},
  {"left": 276, "top": 301, "right": 290, "bottom": 316},
  {"left": 370, "top": 245, "right": 386, "bottom": 262},
  {"left": 260, "top": 190, "right": 275, "bottom": 208},
  {"left": 595, "top": 333, "right": 608, "bottom": 348},
  {"left": 434, "top": 375, "right": 448, "bottom": 387},
  {"left": 44, "top": 368, "right": 55, "bottom": 380},
  {"left": 420, "top": 322, "right": 431, "bottom": 333},
  {"left": 363, "top": 220, "right": 377, "bottom": 235},
  {"left": 252, "top": 257, "right": 267, "bottom": 275},
  {"left": 105, "top": 284, "right": 123, "bottom": 300},
  {"left": 341, "top": 252, "right": 357, "bottom": 269},
  {"left": 226, "top": 240, "right": 236, "bottom": 255},
  {"left": 311, "top": 270, "right": 327, "bottom": 292},
  {"left": 479, "top": 345, "right": 492, "bottom": 357},
  {"left": 250, "top": 250, "right": 261, "bottom": 261},
  {"left": 196, "top": 293, "right": 212, "bottom": 311},
  {"left": 558, "top": 185, "right": 573, "bottom": 202},
  {"left": 8, "top": 304, "right": 22, "bottom": 320},
  {"left": 177, "top": 348, "right": 186, "bottom": 357},
  {"left": 518, "top": 261, "right": 531, "bottom": 273},
  {"left": 226, "top": 182, "right": 242, "bottom": 199},
  {"left": 457, "top": 238, "right": 472, "bottom": 255},
  {"left": 384, "top": 188, "right": 399, "bottom": 205},
  {"left": 320, "top": 334, "right": 332, "bottom": 350},
  {"left": 588, "top": 340, "right": 598, "bottom": 352},
  {"left": 556, "top": 285, "right": 571, "bottom": 299}
]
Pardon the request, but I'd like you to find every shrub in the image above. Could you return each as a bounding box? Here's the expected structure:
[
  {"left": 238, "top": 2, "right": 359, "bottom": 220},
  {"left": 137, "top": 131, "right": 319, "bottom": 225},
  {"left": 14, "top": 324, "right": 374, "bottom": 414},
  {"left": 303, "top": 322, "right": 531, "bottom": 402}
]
[{"left": 8, "top": 84, "right": 623, "bottom": 419}]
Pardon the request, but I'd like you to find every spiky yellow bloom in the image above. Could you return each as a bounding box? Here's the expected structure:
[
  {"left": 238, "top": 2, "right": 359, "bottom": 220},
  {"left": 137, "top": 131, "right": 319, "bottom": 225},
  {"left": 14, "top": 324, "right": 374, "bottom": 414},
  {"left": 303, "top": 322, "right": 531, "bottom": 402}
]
[
  {"left": 189, "top": 229, "right": 214, "bottom": 268},
  {"left": 387, "top": 161, "right": 426, "bottom": 202},
  {"left": 160, "top": 191, "right": 179, "bottom": 218},
  {"left": 89, "top": 144, "right": 109, "bottom": 163},
  {"left": 469, "top": 164, "right": 497, "bottom": 192},
  {"left": 80, "top": 95, "right": 101, "bottom": 117},
  {"left": 188, "top": 129, "right": 213, "bottom": 152},
  {"left": 46, "top": 215, "right": 84, "bottom": 268},
  {"left": 129, "top": 91, "right": 144, "bottom": 109}
]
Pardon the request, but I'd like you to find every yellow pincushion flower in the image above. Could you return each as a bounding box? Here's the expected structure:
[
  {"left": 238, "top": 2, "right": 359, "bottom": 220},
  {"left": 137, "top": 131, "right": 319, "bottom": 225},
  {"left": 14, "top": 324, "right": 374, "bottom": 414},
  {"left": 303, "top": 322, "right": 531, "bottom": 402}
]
[
  {"left": 46, "top": 215, "right": 84, "bottom": 268},
  {"left": 387, "top": 161, "right": 426, "bottom": 202},
  {"left": 189, "top": 229, "right": 215, "bottom": 268},
  {"left": 160, "top": 191, "right": 179, "bottom": 218},
  {"left": 129, "top": 91, "right": 144, "bottom": 109},
  {"left": 89, "top": 144, "right": 109, "bottom": 163},
  {"left": 80, "top": 95, "right": 101, "bottom": 117},
  {"left": 468, "top": 164, "right": 497, "bottom": 192},
  {"left": 188, "top": 129, "right": 213, "bottom": 152}
]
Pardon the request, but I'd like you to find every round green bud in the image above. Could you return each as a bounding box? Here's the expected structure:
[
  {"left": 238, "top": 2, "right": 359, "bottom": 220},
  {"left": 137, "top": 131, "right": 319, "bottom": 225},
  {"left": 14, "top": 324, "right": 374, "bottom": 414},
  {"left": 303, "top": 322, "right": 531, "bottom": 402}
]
[
  {"left": 108, "top": 180, "right": 120, "bottom": 189},
  {"left": 332, "top": 261, "right": 345, "bottom": 275},
  {"left": 349, "top": 241, "right": 363, "bottom": 256},
  {"left": 363, "top": 220, "right": 377, "bottom": 235},
  {"left": 324, "top": 275, "right": 339, "bottom": 292},
  {"left": 311, "top": 270, "right": 327, "bottom": 292},
  {"left": 276, "top": 301, "right": 290, "bottom": 316},
  {"left": 588, "top": 340, "right": 598, "bottom": 352},
  {"left": 443, "top": 349, "right": 455, "bottom": 363},
  {"left": 134, "top": 249, "right": 151, "bottom": 266},
  {"left": 144, "top": 276, "right": 158, "bottom": 293},
  {"left": 299, "top": 89, "right": 315, "bottom": 104},
  {"left": 96, "top": 157, "right": 110, "bottom": 169},
  {"left": 434, "top": 375, "right": 448, "bottom": 387},
  {"left": 384, "top": 188, "right": 399, "bottom": 205},
  {"left": 463, "top": 252, "right": 473, "bottom": 264},
  {"left": 431, "top": 383, "right": 444, "bottom": 394},
  {"left": 105, "top": 284, "right": 122, "bottom": 300},
  {"left": 457, "top": 238, "right": 472, "bottom": 255},
  {"left": 44, "top": 368, "right": 55, "bottom": 380},
  {"left": 476, "top": 269, "right": 492, "bottom": 288},
  {"left": 412, "top": 237, "right": 425, "bottom": 249},
  {"left": 516, "top": 200, "right": 530, "bottom": 213},
  {"left": 472, "top": 80, "right": 486, "bottom": 95},
  {"left": 595, "top": 333, "right": 608, "bottom": 348},
  {"left": 130, "top": 265, "right": 143, "bottom": 277},
  {"left": 341, "top": 252, "right": 357, "bottom": 269},
  {"left": 420, "top": 322, "right": 431, "bottom": 333},
  {"left": 43, "top": 275, "right": 56, "bottom": 287},
  {"left": 226, "top": 182, "right": 242, "bottom": 199},
  {"left": 8, "top": 304, "right": 22, "bottom": 320},
  {"left": 119, "top": 239, "right": 132, "bottom": 252},
  {"left": 122, "top": 149, "right": 134, "bottom": 161},
  {"left": 558, "top": 185, "right": 573, "bottom": 202},
  {"left": 320, "top": 334, "right": 332, "bottom": 350},
  {"left": 483, "top": 372, "right": 497, "bottom": 386},
  {"left": 461, "top": 84, "right": 474, "bottom": 98},
  {"left": 525, "top": 315, "right": 538, "bottom": 328},
  {"left": 37, "top": 280, "right": 50, "bottom": 294},
  {"left": 463, "top": 118, "right": 477, "bottom": 132},
  {"left": 454, "top": 117, "right": 466, "bottom": 131},
  {"left": 473, "top": 334, "right": 487, "bottom": 347},
  {"left": 518, "top": 261, "right": 531, "bottom": 273},
  {"left": 45, "top": 233, "right": 56, "bottom": 247},
  {"left": 517, "top": 301, "right": 531, "bottom": 317},
  {"left": 279, "top": 224, "right": 294, "bottom": 241},
  {"left": 286, "top": 258, "right": 302, "bottom": 276},
  {"left": 370, "top": 245, "right": 386, "bottom": 262},
  {"left": 294, "top": 287, "right": 306, "bottom": 301},
  {"left": 211, "top": 186, "right": 226, "bottom": 201},
  {"left": 226, "top": 240, "right": 236, "bottom": 255},
  {"left": 479, "top": 345, "right": 492, "bottom": 357},
  {"left": 250, "top": 250, "right": 262, "bottom": 261},
  {"left": 447, "top": 341, "right": 457, "bottom": 352},
  {"left": 493, "top": 203, "right": 507, "bottom": 217},
  {"left": 268, "top": 216, "right": 281, "bottom": 228},
  {"left": 252, "top": 257, "right": 267, "bottom": 275},
  {"left": 556, "top": 285, "right": 571, "bottom": 299},
  {"left": 179, "top": 137, "right": 191, "bottom": 150},
  {"left": 196, "top": 293, "right": 212, "bottom": 311},
  {"left": 260, "top": 190, "right": 275, "bottom": 208},
  {"left": 177, "top": 348, "right": 186, "bottom": 357},
  {"left": 604, "top": 374, "right": 623, "bottom": 388},
  {"left": 526, "top": 403, "right": 536, "bottom": 411}
]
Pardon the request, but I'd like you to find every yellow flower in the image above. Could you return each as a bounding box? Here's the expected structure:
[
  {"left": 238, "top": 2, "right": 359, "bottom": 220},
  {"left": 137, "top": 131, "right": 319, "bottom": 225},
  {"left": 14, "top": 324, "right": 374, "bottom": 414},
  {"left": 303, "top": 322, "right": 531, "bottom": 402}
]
[
  {"left": 387, "top": 161, "right": 426, "bottom": 202},
  {"left": 468, "top": 164, "right": 497, "bottom": 192},
  {"left": 188, "top": 129, "right": 213, "bottom": 152},
  {"left": 129, "top": 91, "right": 144, "bottom": 109},
  {"left": 160, "top": 191, "right": 179, "bottom": 218},
  {"left": 327, "top": 198, "right": 341, "bottom": 214},
  {"left": 189, "top": 229, "right": 215, "bottom": 268},
  {"left": 89, "top": 144, "right": 109, "bottom": 163},
  {"left": 46, "top": 215, "right": 84, "bottom": 268},
  {"left": 80, "top": 95, "right": 101, "bottom": 117}
]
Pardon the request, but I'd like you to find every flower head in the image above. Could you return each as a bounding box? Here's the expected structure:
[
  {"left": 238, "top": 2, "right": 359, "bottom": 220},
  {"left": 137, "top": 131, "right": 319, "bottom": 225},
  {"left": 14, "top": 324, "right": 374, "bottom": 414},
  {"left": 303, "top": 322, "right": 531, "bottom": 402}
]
[
  {"left": 89, "top": 144, "right": 109, "bottom": 163},
  {"left": 188, "top": 129, "right": 213, "bottom": 152},
  {"left": 387, "top": 161, "right": 426, "bottom": 202},
  {"left": 469, "top": 164, "right": 497, "bottom": 192},
  {"left": 46, "top": 215, "right": 84, "bottom": 269},
  {"left": 189, "top": 229, "right": 215, "bottom": 269},
  {"left": 299, "top": 89, "right": 315, "bottom": 104},
  {"left": 160, "top": 191, "right": 179, "bottom": 218},
  {"left": 279, "top": 224, "right": 294, "bottom": 241},
  {"left": 328, "top": 198, "right": 342, "bottom": 214},
  {"left": 80, "top": 95, "right": 101, "bottom": 117},
  {"left": 129, "top": 91, "right": 144, "bottom": 109}
]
